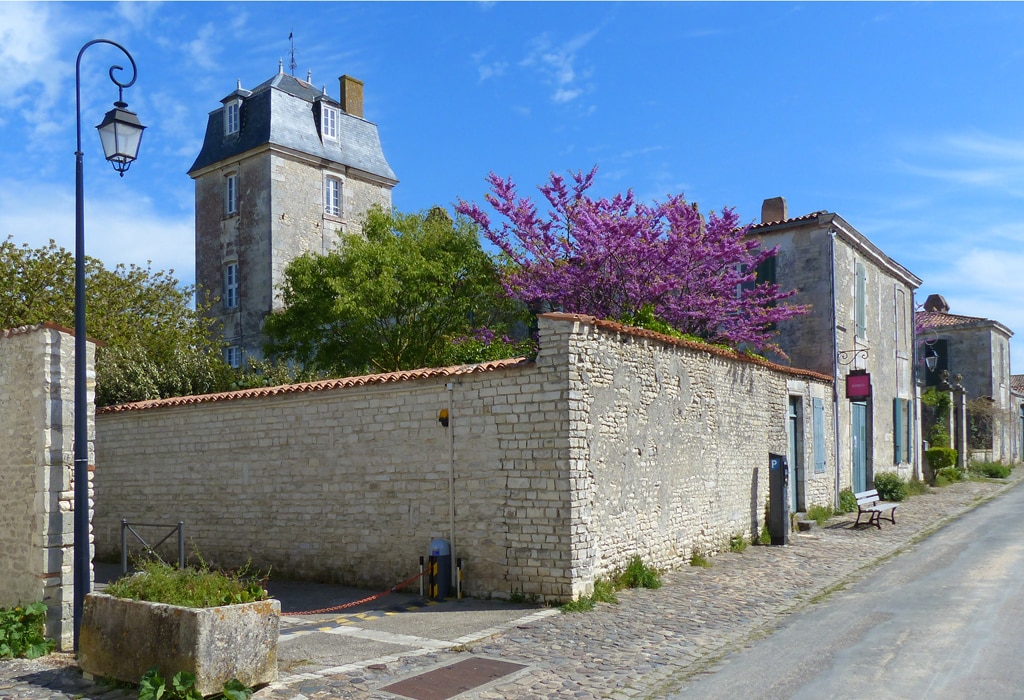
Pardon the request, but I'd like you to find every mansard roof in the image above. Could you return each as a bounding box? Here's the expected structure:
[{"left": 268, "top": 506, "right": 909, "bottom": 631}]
[{"left": 187, "top": 71, "right": 397, "bottom": 184}]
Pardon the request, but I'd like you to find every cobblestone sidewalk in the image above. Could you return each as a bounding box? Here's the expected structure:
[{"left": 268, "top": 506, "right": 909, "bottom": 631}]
[{"left": 2, "top": 472, "right": 1020, "bottom": 700}]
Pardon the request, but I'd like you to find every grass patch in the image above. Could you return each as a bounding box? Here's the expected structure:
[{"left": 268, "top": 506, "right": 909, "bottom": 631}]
[
  {"left": 614, "top": 555, "right": 662, "bottom": 589},
  {"left": 690, "top": 550, "right": 712, "bottom": 568},
  {"left": 559, "top": 555, "right": 662, "bottom": 613},
  {"left": 508, "top": 589, "right": 539, "bottom": 605},
  {"left": 106, "top": 559, "right": 267, "bottom": 608},
  {"left": 757, "top": 526, "right": 771, "bottom": 545},
  {"left": 806, "top": 504, "right": 834, "bottom": 526},
  {"left": 729, "top": 533, "right": 748, "bottom": 553},
  {"left": 905, "top": 477, "right": 929, "bottom": 496}
]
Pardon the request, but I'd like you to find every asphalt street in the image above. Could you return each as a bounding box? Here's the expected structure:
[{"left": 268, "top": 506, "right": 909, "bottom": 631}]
[{"left": 672, "top": 476, "right": 1024, "bottom": 699}]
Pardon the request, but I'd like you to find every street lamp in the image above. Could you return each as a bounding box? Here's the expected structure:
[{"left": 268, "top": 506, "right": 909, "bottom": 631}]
[{"left": 74, "top": 39, "right": 145, "bottom": 651}]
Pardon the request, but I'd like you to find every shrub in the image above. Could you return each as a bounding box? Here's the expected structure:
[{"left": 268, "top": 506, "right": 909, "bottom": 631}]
[
  {"left": 926, "top": 447, "right": 958, "bottom": 475},
  {"left": 806, "top": 504, "right": 834, "bottom": 525},
  {"left": 873, "top": 472, "right": 908, "bottom": 502},
  {"left": 615, "top": 556, "right": 662, "bottom": 589},
  {"left": 0, "top": 602, "right": 54, "bottom": 659},
  {"left": 838, "top": 488, "right": 858, "bottom": 513},
  {"left": 935, "top": 466, "right": 964, "bottom": 486},
  {"left": 106, "top": 560, "right": 267, "bottom": 608},
  {"left": 970, "top": 461, "right": 1012, "bottom": 479}
]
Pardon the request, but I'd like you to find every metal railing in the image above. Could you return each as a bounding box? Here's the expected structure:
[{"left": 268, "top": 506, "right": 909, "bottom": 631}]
[{"left": 120, "top": 519, "right": 185, "bottom": 575}]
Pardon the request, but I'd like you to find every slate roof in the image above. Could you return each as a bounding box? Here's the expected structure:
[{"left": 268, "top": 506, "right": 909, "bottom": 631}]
[{"left": 187, "top": 72, "right": 397, "bottom": 183}]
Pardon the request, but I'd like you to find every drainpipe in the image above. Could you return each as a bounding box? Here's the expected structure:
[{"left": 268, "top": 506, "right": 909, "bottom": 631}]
[
  {"left": 829, "top": 228, "right": 842, "bottom": 509},
  {"left": 447, "top": 381, "right": 456, "bottom": 585}
]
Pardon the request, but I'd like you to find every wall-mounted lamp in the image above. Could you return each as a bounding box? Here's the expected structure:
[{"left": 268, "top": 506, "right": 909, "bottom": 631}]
[
  {"left": 924, "top": 346, "right": 939, "bottom": 372},
  {"left": 438, "top": 408, "right": 449, "bottom": 427}
]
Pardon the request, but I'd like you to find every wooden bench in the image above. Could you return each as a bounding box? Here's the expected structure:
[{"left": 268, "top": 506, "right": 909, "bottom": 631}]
[{"left": 853, "top": 489, "right": 898, "bottom": 529}]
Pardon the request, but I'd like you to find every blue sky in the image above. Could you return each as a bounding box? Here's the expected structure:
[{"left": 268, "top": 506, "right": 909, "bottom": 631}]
[{"left": 4, "top": 2, "right": 1024, "bottom": 368}]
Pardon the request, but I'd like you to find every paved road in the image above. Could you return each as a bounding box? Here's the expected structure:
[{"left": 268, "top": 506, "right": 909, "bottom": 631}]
[
  {"left": 672, "top": 478, "right": 1024, "bottom": 699},
  {"left": 1, "top": 471, "right": 1021, "bottom": 699}
]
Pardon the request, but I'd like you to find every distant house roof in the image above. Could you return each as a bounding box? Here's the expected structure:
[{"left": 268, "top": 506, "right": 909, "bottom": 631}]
[
  {"left": 917, "top": 310, "right": 1013, "bottom": 338},
  {"left": 1011, "top": 374, "right": 1024, "bottom": 394},
  {"left": 187, "top": 71, "right": 397, "bottom": 184}
]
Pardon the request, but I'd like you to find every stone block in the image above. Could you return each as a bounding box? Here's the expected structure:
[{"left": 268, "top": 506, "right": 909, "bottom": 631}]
[{"left": 79, "top": 593, "right": 279, "bottom": 695}]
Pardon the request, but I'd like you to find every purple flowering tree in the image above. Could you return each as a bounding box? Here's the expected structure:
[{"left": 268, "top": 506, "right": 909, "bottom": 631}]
[{"left": 456, "top": 167, "right": 806, "bottom": 354}]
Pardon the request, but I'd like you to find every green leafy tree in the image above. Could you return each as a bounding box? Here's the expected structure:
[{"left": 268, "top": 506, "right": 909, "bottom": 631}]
[
  {"left": 264, "top": 206, "right": 527, "bottom": 375},
  {"left": 0, "top": 236, "right": 229, "bottom": 406}
]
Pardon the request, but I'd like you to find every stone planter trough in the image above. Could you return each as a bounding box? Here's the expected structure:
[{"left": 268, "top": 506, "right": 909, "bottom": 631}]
[{"left": 79, "top": 592, "right": 279, "bottom": 695}]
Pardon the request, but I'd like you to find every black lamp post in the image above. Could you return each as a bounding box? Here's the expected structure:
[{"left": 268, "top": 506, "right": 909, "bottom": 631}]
[{"left": 74, "top": 39, "right": 145, "bottom": 651}]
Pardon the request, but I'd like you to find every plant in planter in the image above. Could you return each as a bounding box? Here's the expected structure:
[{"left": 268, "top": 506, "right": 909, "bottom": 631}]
[{"left": 79, "top": 560, "right": 279, "bottom": 696}]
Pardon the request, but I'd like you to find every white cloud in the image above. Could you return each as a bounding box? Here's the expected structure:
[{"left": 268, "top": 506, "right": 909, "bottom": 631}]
[
  {"left": 185, "top": 23, "right": 220, "bottom": 71},
  {"left": 520, "top": 28, "right": 599, "bottom": 104},
  {"left": 0, "top": 179, "right": 196, "bottom": 286},
  {"left": 0, "top": 3, "right": 69, "bottom": 126},
  {"left": 472, "top": 49, "right": 507, "bottom": 82}
]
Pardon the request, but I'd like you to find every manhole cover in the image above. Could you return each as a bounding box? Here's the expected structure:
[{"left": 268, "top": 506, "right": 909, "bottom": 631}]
[{"left": 382, "top": 657, "right": 527, "bottom": 700}]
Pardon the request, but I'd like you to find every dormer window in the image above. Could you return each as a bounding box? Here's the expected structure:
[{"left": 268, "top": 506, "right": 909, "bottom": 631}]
[
  {"left": 322, "top": 104, "right": 338, "bottom": 140},
  {"left": 225, "top": 100, "right": 241, "bottom": 135}
]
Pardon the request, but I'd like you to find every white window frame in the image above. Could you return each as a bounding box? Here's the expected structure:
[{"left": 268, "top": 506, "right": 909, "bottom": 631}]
[
  {"left": 324, "top": 176, "right": 342, "bottom": 217},
  {"left": 224, "top": 345, "right": 241, "bottom": 368},
  {"left": 225, "top": 174, "right": 238, "bottom": 216},
  {"left": 224, "top": 101, "right": 240, "bottom": 135},
  {"left": 322, "top": 104, "right": 338, "bottom": 140},
  {"left": 224, "top": 262, "right": 238, "bottom": 309}
]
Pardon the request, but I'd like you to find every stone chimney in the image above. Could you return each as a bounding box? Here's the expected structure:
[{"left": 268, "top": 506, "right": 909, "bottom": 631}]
[
  {"left": 761, "top": 197, "right": 788, "bottom": 224},
  {"left": 923, "top": 294, "right": 950, "bottom": 313},
  {"left": 339, "top": 75, "right": 364, "bottom": 118}
]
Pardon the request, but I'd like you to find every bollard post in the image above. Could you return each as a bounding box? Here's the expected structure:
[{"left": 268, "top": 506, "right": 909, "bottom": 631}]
[
  {"left": 177, "top": 521, "right": 185, "bottom": 569},
  {"left": 456, "top": 558, "right": 463, "bottom": 600},
  {"left": 419, "top": 556, "right": 425, "bottom": 597},
  {"left": 120, "top": 519, "right": 128, "bottom": 576}
]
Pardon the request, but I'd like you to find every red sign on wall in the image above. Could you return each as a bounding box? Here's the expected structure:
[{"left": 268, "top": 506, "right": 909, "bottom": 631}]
[{"left": 846, "top": 371, "right": 872, "bottom": 400}]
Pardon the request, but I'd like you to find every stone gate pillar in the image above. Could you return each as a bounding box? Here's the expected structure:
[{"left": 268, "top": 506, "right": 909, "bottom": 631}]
[{"left": 0, "top": 324, "right": 94, "bottom": 650}]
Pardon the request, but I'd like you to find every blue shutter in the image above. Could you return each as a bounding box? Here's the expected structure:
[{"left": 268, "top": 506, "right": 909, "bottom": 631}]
[
  {"left": 813, "top": 398, "right": 826, "bottom": 474},
  {"left": 905, "top": 399, "right": 913, "bottom": 464},
  {"left": 893, "top": 398, "right": 903, "bottom": 465}
]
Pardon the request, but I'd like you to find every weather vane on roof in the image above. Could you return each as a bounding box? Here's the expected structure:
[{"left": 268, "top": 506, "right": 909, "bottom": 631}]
[{"left": 288, "top": 31, "right": 297, "bottom": 76}]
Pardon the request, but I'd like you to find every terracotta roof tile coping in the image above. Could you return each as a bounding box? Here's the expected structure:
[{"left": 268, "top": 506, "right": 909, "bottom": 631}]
[
  {"left": 1, "top": 322, "right": 75, "bottom": 340},
  {"left": 97, "top": 356, "right": 531, "bottom": 414},
  {"left": 916, "top": 310, "right": 991, "bottom": 328},
  {"left": 748, "top": 211, "right": 830, "bottom": 229},
  {"left": 539, "top": 312, "right": 834, "bottom": 382},
  {"left": 99, "top": 314, "right": 832, "bottom": 414}
]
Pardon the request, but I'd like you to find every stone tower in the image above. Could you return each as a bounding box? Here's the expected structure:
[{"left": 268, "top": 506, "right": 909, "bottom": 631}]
[{"left": 189, "top": 66, "right": 398, "bottom": 366}]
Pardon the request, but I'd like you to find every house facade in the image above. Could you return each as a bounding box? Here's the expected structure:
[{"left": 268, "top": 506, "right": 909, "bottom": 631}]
[
  {"left": 188, "top": 66, "right": 398, "bottom": 365},
  {"left": 917, "top": 294, "right": 1016, "bottom": 463},
  {"left": 748, "top": 197, "right": 922, "bottom": 502}
]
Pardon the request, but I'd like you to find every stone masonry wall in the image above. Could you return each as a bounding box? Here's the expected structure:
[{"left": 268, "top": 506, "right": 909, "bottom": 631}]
[
  {"left": 0, "top": 324, "right": 94, "bottom": 649},
  {"left": 94, "top": 315, "right": 832, "bottom": 601},
  {"left": 557, "top": 316, "right": 834, "bottom": 594}
]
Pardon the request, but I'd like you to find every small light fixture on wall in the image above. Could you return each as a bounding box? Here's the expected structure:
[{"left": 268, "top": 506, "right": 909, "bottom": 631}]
[{"left": 438, "top": 408, "right": 449, "bottom": 427}]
